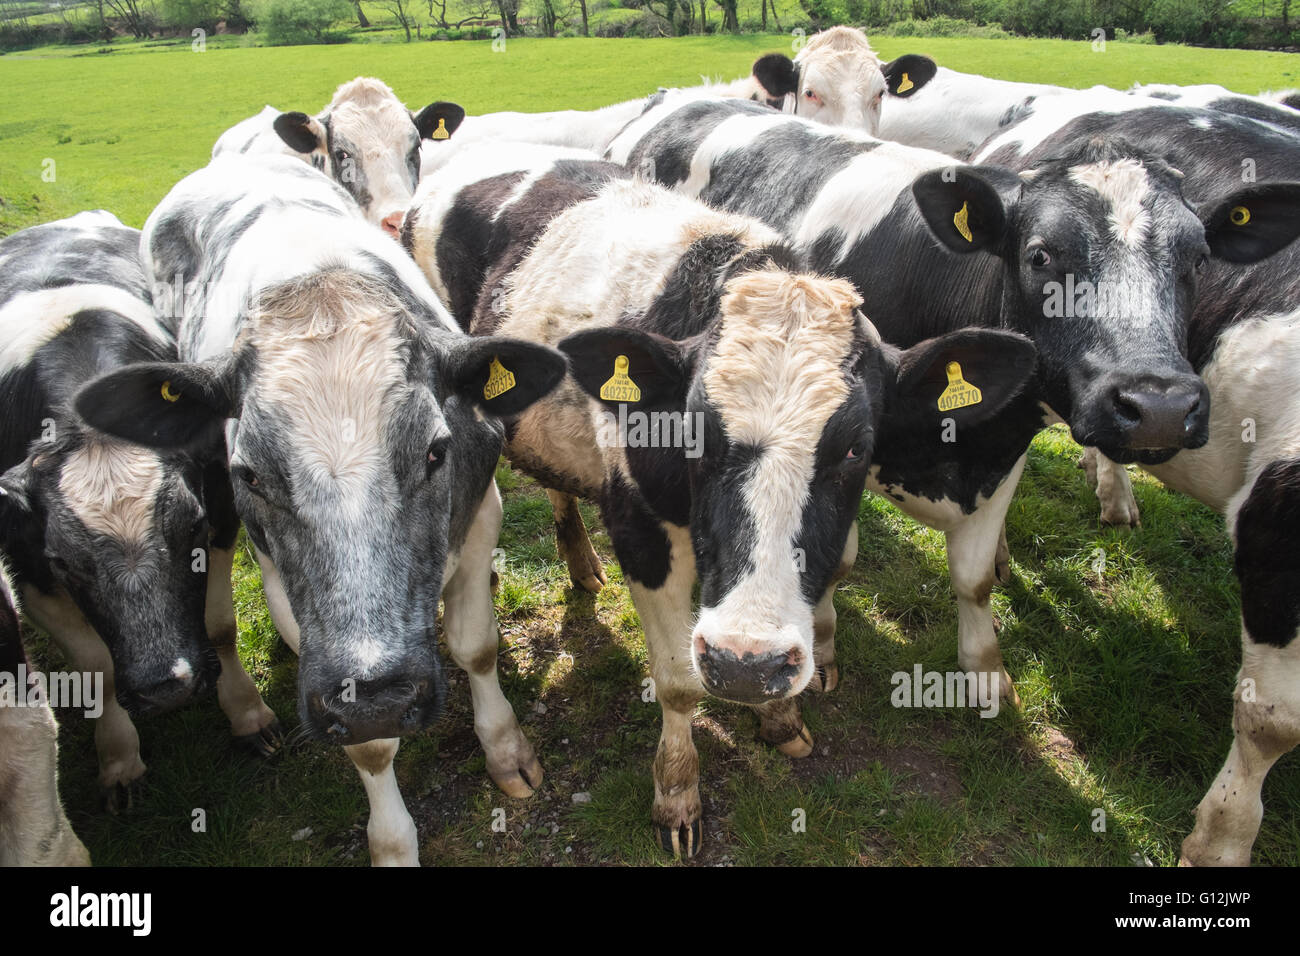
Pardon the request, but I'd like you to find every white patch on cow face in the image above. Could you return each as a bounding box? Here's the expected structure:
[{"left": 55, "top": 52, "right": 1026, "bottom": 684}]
[
  {"left": 1069, "top": 158, "right": 1152, "bottom": 247},
  {"left": 57, "top": 439, "right": 164, "bottom": 545},
  {"left": 171, "top": 658, "right": 193, "bottom": 681},
  {"left": 0, "top": 285, "right": 167, "bottom": 375},
  {"left": 792, "top": 26, "right": 886, "bottom": 133},
  {"left": 692, "top": 270, "right": 862, "bottom": 687},
  {"left": 326, "top": 77, "right": 422, "bottom": 229}
]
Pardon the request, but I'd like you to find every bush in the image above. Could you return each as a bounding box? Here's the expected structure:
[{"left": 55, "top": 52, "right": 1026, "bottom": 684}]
[
  {"left": 255, "top": 0, "right": 351, "bottom": 44},
  {"left": 877, "top": 15, "right": 1009, "bottom": 38}
]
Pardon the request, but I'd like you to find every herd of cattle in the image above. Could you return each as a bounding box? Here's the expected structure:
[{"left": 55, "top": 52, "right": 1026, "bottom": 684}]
[{"left": 2, "top": 26, "right": 1300, "bottom": 867}]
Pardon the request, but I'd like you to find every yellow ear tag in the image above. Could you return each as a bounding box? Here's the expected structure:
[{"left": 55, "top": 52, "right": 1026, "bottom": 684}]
[
  {"left": 483, "top": 356, "right": 516, "bottom": 400},
  {"left": 953, "top": 201, "right": 973, "bottom": 243},
  {"left": 937, "top": 362, "right": 982, "bottom": 412},
  {"left": 1230, "top": 205, "right": 1251, "bottom": 226},
  {"left": 431, "top": 117, "right": 450, "bottom": 140},
  {"left": 897, "top": 72, "right": 914, "bottom": 93},
  {"left": 160, "top": 380, "right": 181, "bottom": 403},
  {"left": 599, "top": 355, "right": 641, "bottom": 403}
]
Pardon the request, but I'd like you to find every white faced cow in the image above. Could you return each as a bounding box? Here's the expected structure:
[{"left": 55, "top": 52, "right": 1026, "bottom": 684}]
[
  {"left": 404, "top": 144, "right": 1037, "bottom": 856},
  {"left": 604, "top": 92, "right": 1300, "bottom": 709},
  {"left": 212, "top": 76, "right": 465, "bottom": 236},
  {"left": 974, "top": 98, "right": 1300, "bottom": 866},
  {"left": 0, "top": 555, "right": 90, "bottom": 866},
  {"left": 74, "top": 156, "right": 567, "bottom": 866},
  {"left": 0, "top": 211, "right": 277, "bottom": 811}
]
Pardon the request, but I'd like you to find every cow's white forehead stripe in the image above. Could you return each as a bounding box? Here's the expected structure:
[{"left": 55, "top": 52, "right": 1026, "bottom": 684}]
[
  {"left": 58, "top": 439, "right": 165, "bottom": 544},
  {"left": 1070, "top": 158, "right": 1151, "bottom": 247}
]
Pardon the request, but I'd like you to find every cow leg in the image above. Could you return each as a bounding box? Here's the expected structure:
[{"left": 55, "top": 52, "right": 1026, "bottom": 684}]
[
  {"left": 443, "top": 483, "right": 542, "bottom": 798},
  {"left": 547, "top": 489, "right": 607, "bottom": 593},
  {"left": 256, "top": 548, "right": 418, "bottom": 866},
  {"left": 1078, "top": 446, "right": 1140, "bottom": 527},
  {"left": 994, "top": 523, "right": 1011, "bottom": 585},
  {"left": 808, "top": 520, "right": 857, "bottom": 694},
  {"left": 626, "top": 523, "right": 703, "bottom": 858},
  {"left": 345, "top": 737, "right": 419, "bottom": 867},
  {"left": 206, "top": 543, "right": 280, "bottom": 756},
  {"left": 946, "top": 455, "right": 1025, "bottom": 708},
  {"left": 21, "top": 588, "right": 145, "bottom": 812},
  {"left": 1181, "top": 637, "right": 1300, "bottom": 866}
]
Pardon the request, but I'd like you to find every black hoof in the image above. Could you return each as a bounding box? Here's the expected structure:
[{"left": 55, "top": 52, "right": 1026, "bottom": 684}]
[
  {"left": 101, "top": 778, "right": 141, "bottom": 815},
  {"left": 656, "top": 819, "right": 702, "bottom": 858},
  {"left": 236, "top": 718, "right": 284, "bottom": 758}
]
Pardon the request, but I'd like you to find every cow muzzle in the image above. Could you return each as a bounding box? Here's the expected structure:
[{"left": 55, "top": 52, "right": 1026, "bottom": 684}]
[
  {"left": 119, "top": 644, "right": 218, "bottom": 718},
  {"left": 1078, "top": 370, "right": 1210, "bottom": 462},
  {"left": 305, "top": 668, "right": 442, "bottom": 745},
  {"left": 691, "top": 627, "right": 809, "bottom": 704}
]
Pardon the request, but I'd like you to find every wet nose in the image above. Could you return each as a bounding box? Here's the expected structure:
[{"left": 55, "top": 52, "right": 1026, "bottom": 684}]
[
  {"left": 1108, "top": 375, "right": 1209, "bottom": 449},
  {"left": 310, "top": 673, "right": 440, "bottom": 745},
  {"left": 128, "top": 665, "right": 200, "bottom": 717},
  {"left": 381, "top": 210, "right": 405, "bottom": 238},
  {"left": 692, "top": 633, "right": 805, "bottom": 704}
]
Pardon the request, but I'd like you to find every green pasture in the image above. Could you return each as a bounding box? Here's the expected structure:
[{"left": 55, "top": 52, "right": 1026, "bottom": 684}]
[{"left": 1, "top": 35, "right": 1297, "bottom": 866}]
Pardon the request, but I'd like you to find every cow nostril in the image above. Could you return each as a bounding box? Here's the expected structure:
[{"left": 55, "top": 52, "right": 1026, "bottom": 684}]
[{"left": 1112, "top": 392, "right": 1142, "bottom": 427}]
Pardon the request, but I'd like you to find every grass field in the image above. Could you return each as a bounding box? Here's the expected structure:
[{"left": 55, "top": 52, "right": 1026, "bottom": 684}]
[{"left": 2, "top": 35, "right": 1298, "bottom": 866}]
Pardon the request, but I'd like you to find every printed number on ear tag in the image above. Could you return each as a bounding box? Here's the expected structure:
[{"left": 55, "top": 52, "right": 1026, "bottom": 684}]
[
  {"left": 938, "top": 362, "right": 982, "bottom": 412},
  {"left": 483, "top": 356, "right": 516, "bottom": 400},
  {"left": 599, "top": 355, "right": 641, "bottom": 403},
  {"left": 954, "top": 201, "right": 973, "bottom": 243},
  {"left": 160, "top": 380, "right": 181, "bottom": 403},
  {"left": 1230, "top": 205, "right": 1251, "bottom": 226},
  {"left": 897, "top": 72, "right": 914, "bottom": 93},
  {"left": 432, "top": 117, "right": 450, "bottom": 140}
]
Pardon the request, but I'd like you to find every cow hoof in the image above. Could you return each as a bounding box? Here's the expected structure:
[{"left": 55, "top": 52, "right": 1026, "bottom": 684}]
[
  {"left": 101, "top": 779, "right": 139, "bottom": 815},
  {"left": 657, "top": 819, "right": 702, "bottom": 859},
  {"left": 1100, "top": 505, "right": 1141, "bottom": 528},
  {"left": 810, "top": 662, "right": 839, "bottom": 693},
  {"left": 570, "top": 562, "right": 608, "bottom": 594},
  {"left": 237, "top": 718, "right": 284, "bottom": 758},
  {"left": 489, "top": 753, "right": 544, "bottom": 799},
  {"left": 776, "top": 723, "right": 814, "bottom": 758}
]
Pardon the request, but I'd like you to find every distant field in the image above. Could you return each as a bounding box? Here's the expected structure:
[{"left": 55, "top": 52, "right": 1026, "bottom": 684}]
[{"left": 2, "top": 35, "right": 1298, "bottom": 866}]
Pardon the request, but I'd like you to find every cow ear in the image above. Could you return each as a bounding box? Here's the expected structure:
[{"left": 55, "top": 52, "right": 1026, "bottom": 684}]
[
  {"left": 888, "top": 328, "right": 1037, "bottom": 426},
  {"left": 752, "top": 53, "right": 799, "bottom": 99},
  {"left": 912, "top": 165, "right": 1021, "bottom": 255},
  {"left": 1201, "top": 181, "right": 1300, "bottom": 264},
  {"left": 74, "top": 358, "right": 237, "bottom": 451},
  {"left": 882, "top": 54, "right": 937, "bottom": 97},
  {"left": 273, "top": 111, "right": 327, "bottom": 154},
  {"left": 415, "top": 102, "right": 466, "bottom": 142},
  {"left": 559, "top": 327, "right": 692, "bottom": 411},
  {"left": 446, "top": 336, "right": 567, "bottom": 418}
]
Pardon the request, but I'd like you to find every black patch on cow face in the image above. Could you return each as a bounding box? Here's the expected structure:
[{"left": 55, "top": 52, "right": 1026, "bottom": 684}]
[{"left": 1235, "top": 458, "right": 1300, "bottom": 648}]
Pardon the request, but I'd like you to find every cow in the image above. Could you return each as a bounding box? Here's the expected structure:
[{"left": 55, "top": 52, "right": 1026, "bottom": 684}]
[
  {"left": 972, "top": 102, "right": 1300, "bottom": 865},
  {"left": 72, "top": 156, "right": 567, "bottom": 866},
  {"left": 1126, "top": 83, "right": 1300, "bottom": 138},
  {"left": 0, "top": 211, "right": 278, "bottom": 812},
  {"left": 0, "top": 554, "right": 90, "bottom": 866},
  {"left": 212, "top": 76, "right": 466, "bottom": 236},
  {"left": 603, "top": 92, "right": 1300, "bottom": 711},
  {"left": 420, "top": 29, "right": 934, "bottom": 179},
  {"left": 404, "top": 144, "right": 1039, "bottom": 856}
]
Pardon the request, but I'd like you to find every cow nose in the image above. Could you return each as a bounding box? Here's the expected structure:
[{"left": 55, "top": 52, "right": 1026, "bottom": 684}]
[
  {"left": 1108, "top": 375, "right": 1209, "bottom": 450},
  {"left": 380, "top": 211, "right": 405, "bottom": 238},
  {"left": 310, "top": 674, "right": 440, "bottom": 745},
  {"left": 692, "top": 633, "right": 805, "bottom": 704},
  {"left": 128, "top": 668, "right": 199, "bottom": 717}
]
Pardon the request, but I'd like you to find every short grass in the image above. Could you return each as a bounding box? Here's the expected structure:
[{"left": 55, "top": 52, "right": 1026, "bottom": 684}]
[{"left": 4, "top": 36, "right": 1298, "bottom": 866}]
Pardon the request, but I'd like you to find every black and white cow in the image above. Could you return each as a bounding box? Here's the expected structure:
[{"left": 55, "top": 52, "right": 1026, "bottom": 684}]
[
  {"left": 404, "top": 144, "right": 1038, "bottom": 856},
  {"left": 604, "top": 92, "right": 1300, "bottom": 707},
  {"left": 974, "top": 101, "right": 1300, "bottom": 865},
  {"left": 0, "top": 554, "right": 90, "bottom": 866},
  {"left": 421, "top": 29, "right": 934, "bottom": 180},
  {"left": 0, "top": 211, "right": 277, "bottom": 811},
  {"left": 73, "top": 156, "right": 566, "bottom": 866},
  {"left": 212, "top": 76, "right": 465, "bottom": 236},
  {"left": 1126, "top": 83, "right": 1300, "bottom": 138}
]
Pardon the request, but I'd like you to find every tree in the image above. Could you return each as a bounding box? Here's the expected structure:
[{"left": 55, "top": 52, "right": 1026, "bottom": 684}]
[
  {"left": 575, "top": 0, "right": 587, "bottom": 33},
  {"left": 494, "top": 0, "right": 519, "bottom": 32},
  {"left": 713, "top": 0, "right": 737, "bottom": 30},
  {"left": 379, "top": 0, "right": 414, "bottom": 38},
  {"left": 103, "top": 0, "right": 155, "bottom": 38},
  {"left": 354, "top": 0, "right": 369, "bottom": 25}
]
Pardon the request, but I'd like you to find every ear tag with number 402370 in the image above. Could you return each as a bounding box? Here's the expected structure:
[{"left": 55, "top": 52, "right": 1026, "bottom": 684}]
[
  {"left": 600, "top": 355, "right": 641, "bottom": 402},
  {"left": 938, "top": 362, "right": 982, "bottom": 412}
]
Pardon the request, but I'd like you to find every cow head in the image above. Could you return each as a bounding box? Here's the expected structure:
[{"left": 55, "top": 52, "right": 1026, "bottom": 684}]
[
  {"left": 272, "top": 77, "right": 465, "bottom": 237},
  {"left": 751, "top": 27, "right": 935, "bottom": 134},
  {"left": 561, "top": 269, "right": 1035, "bottom": 704},
  {"left": 913, "top": 140, "right": 1300, "bottom": 464},
  {"left": 75, "top": 270, "right": 566, "bottom": 745},
  {"left": 0, "top": 422, "right": 217, "bottom": 716}
]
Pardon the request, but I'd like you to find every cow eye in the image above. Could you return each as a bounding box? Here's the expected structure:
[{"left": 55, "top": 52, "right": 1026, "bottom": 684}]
[
  {"left": 804, "top": 89, "right": 817, "bottom": 100},
  {"left": 234, "top": 466, "right": 261, "bottom": 493},
  {"left": 1194, "top": 251, "right": 1209, "bottom": 274},
  {"left": 1028, "top": 248, "right": 1051, "bottom": 269},
  {"left": 426, "top": 439, "right": 448, "bottom": 478},
  {"left": 335, "top": 149, "right": 350, "bottom": 163}
]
